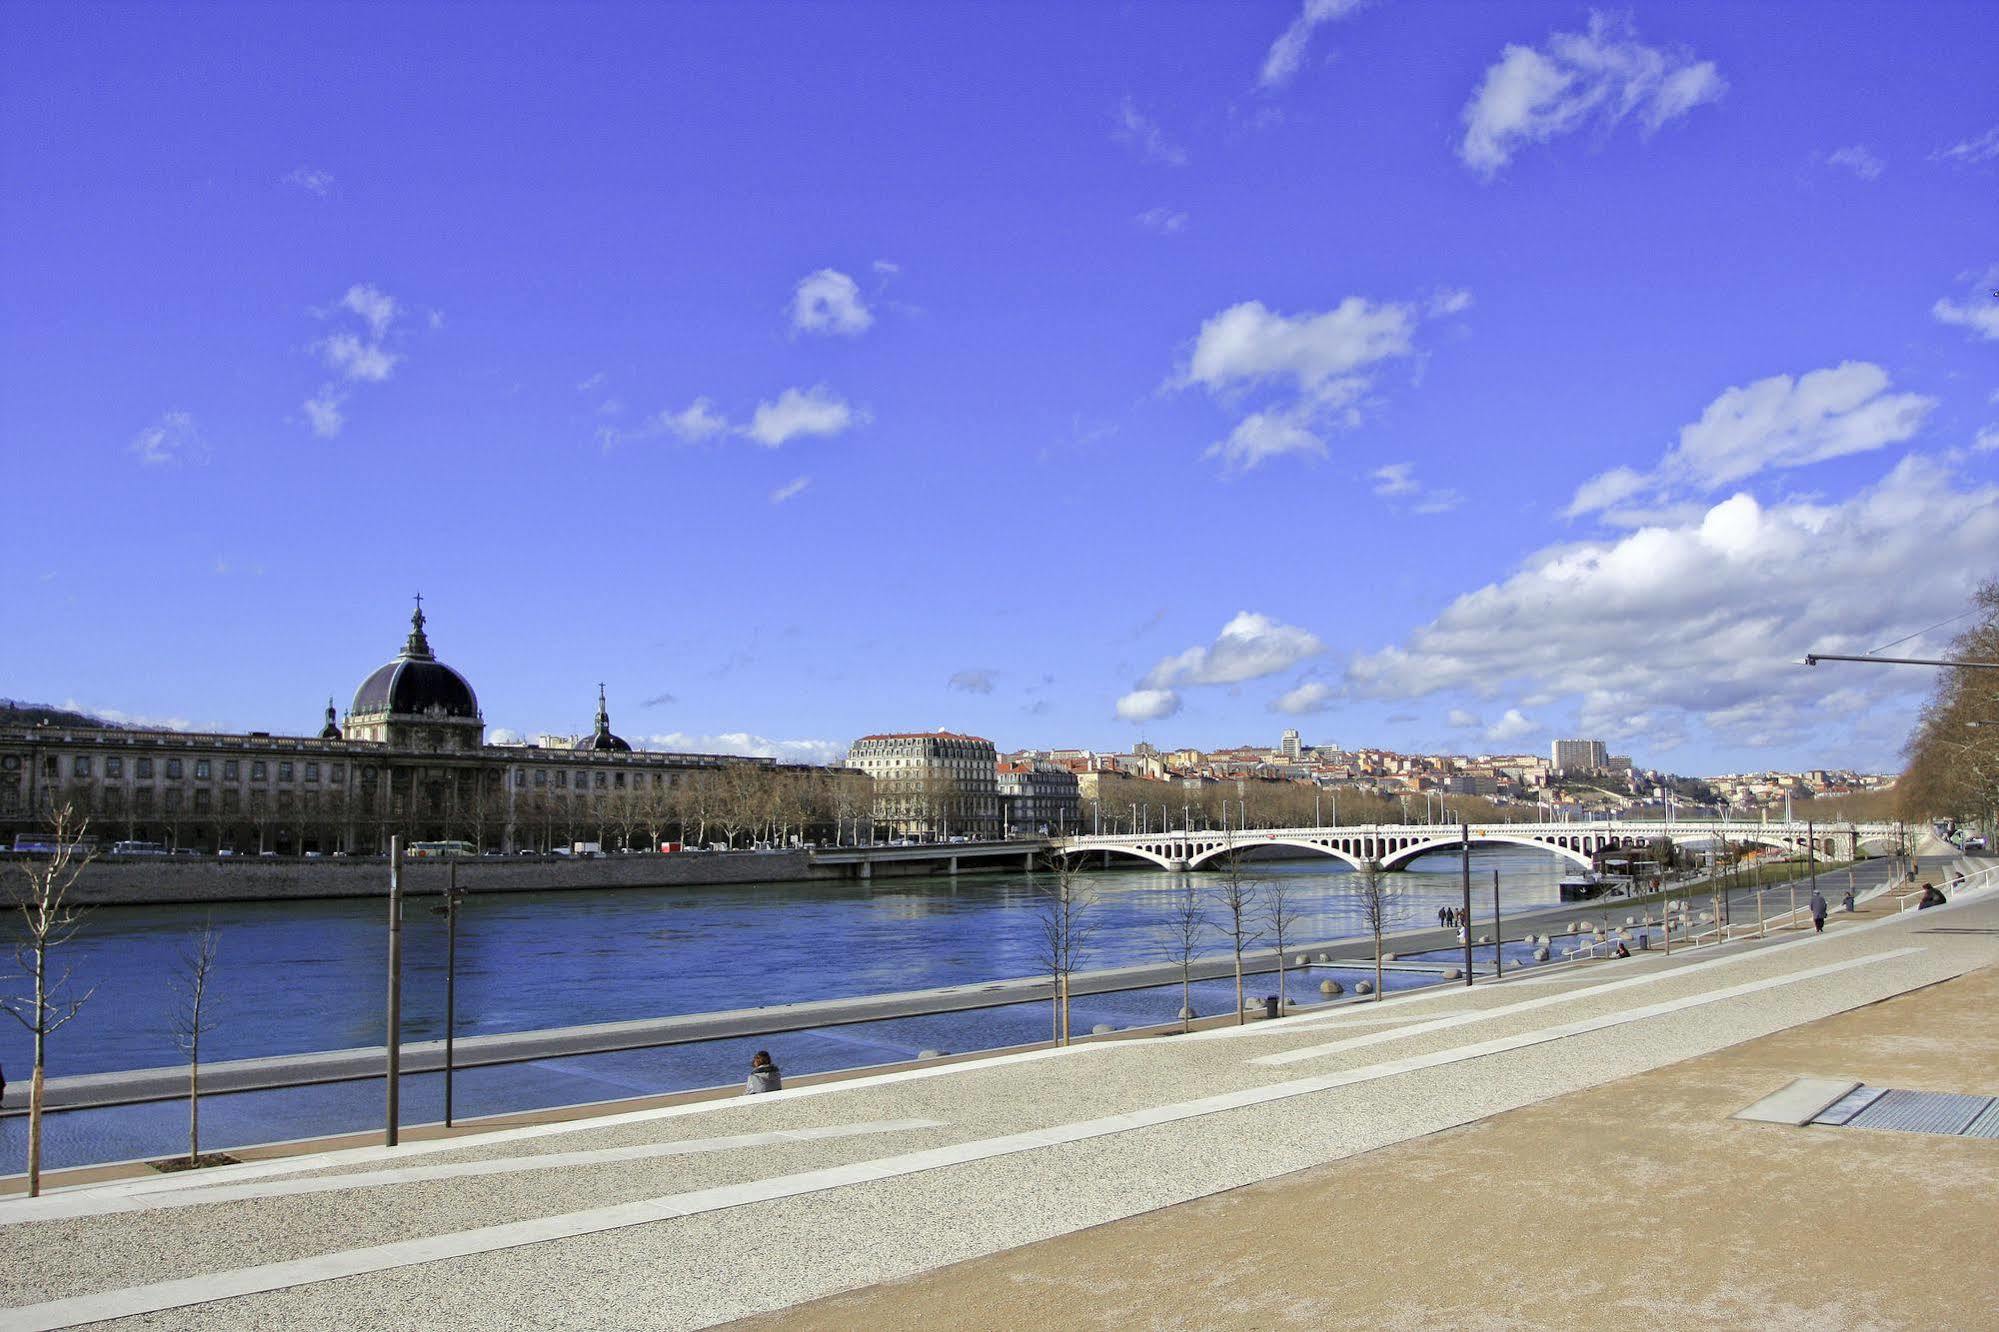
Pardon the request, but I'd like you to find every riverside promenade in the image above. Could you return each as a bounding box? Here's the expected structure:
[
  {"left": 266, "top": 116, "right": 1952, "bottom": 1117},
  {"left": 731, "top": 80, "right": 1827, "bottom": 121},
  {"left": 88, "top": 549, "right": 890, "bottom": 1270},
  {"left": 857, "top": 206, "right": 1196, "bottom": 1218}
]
[{"left": 2, "top": 862, "right": 1993, "bottom": 1329}]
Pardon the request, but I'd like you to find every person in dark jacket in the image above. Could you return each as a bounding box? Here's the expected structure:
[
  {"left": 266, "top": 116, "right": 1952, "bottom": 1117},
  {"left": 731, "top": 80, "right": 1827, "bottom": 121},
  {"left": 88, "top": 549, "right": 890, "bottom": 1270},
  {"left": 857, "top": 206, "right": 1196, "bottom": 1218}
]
[
  {"left": 745, "top": 1050, "right": 782, "bottom": 1094},
  {"left": 1809, "top": 889, "right": 1828, "bottom": 933},
  {"left": 1918, "top": 883, "right": 1947, "bottom": 910}
]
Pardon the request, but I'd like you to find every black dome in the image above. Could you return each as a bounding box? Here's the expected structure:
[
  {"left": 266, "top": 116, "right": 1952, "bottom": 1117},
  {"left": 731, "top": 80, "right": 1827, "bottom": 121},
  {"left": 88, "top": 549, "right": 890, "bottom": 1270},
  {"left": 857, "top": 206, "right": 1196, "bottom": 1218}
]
[
  {"left": 573, "top": 684, "right": 631, "bottom": 751},
  {"left": 351, "top": 658, "right": 480, "bottom": 720},
  {"left": 349, "top": 603, "right": 480, "bottom": 720}
]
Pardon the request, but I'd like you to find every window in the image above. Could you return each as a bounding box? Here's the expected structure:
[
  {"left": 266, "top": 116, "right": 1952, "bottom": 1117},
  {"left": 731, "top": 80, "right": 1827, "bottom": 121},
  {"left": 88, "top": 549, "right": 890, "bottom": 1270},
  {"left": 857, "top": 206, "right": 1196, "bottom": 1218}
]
[
  {"left": 105, "top": 757, "right": 123, "bottom": 778},
  {"left": 535, "top": 770, "right": 548, "bottom": 787},
  {"left": 194, "top": 790, "right": 212, "bottom": 814},
  {"left": 135, "top": 757, "right": 153, "bottom": 778},
  {"left": 556, "top": 771, "right": 567, "bottom": 789},
  {"left": 330, "top": 764, "right": 345, "bottom": 782},
  {"left": 224, "top": 760, "right": 239, "bottom": 781},
  {"left": 195, "top": 759, "right": 210, "bottom": 780},
  {"left": 252, "top": 762, "right": 267, "bottom": 781},
  {"left": 614, "top": 772, "right": 626, "bottom": 790},
  {"left": 514, "top": 770, "right": 526, "bottom": 787},
  {"left": 166, "top": 759, "right": 182, "bottom": 779},
  {"left": 73, "top": 756, "right": 92, "bottom": 778},
  {"left": 305, "top": 763, "right": 319, "bottom": 782},
  {"left": 223, "top": 790, "right": 241, "bottom": 813},
  {"left": 44, "top": 756, "right": 57, "bottom": 777},
  {"left": 165, "top": 789, "right": 183, "bottom": 812},
  {"left": 593, "top": 772, "right": 606, "bottom": 790},
  {"left": 278, "top": 762, "right": 294, "bottom": 782}
]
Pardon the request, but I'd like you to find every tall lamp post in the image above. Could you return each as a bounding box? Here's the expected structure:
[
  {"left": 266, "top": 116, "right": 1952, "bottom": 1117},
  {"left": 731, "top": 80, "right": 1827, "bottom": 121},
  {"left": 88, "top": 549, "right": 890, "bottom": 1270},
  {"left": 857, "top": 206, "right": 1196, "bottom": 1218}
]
[{"left": 429, "top": 857, "right": 467, "bottom": 1128}]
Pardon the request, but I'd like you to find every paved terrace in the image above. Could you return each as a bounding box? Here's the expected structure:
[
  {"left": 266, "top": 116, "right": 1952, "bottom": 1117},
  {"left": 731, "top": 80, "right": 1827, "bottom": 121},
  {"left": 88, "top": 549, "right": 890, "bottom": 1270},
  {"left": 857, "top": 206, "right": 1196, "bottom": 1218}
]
[{"left": 1, "top": 859, "right": 1991, "bottom": 1329}]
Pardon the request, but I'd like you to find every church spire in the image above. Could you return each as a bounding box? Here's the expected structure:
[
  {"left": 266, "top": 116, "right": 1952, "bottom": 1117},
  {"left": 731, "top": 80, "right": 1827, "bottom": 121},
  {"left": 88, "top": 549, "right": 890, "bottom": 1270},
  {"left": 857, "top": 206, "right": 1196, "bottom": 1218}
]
[
  {"left": 403, "top": 593, "right": 434, "bottom": 660},
  {"left": 594, "top": 682, "right": 612, "bottom": 739},
  {"left": 320, "top": 696, "right": 341, "bottom": 740}
]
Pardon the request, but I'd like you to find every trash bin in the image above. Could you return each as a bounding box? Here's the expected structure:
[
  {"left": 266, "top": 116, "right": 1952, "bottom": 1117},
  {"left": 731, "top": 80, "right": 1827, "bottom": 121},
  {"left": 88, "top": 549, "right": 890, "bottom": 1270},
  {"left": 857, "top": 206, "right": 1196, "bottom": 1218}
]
[{"left": 1264, "top": 995, "right": 1280, "bottom": 1019}]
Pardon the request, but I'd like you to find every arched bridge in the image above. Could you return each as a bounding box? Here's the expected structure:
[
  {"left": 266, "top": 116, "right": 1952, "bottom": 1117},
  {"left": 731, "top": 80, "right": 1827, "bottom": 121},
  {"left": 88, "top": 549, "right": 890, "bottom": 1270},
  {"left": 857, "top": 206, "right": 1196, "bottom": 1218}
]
[{"left": 1051, "top": 821, "right": 1900, "bottom": 874}]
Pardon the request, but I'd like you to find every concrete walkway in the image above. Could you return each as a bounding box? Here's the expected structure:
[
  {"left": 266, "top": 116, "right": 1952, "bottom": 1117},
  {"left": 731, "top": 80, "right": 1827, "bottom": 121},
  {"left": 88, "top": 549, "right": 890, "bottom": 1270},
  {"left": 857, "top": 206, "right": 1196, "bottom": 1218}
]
[{"left": 1, "top": 864, "right": 1991, "bottom": 1329}]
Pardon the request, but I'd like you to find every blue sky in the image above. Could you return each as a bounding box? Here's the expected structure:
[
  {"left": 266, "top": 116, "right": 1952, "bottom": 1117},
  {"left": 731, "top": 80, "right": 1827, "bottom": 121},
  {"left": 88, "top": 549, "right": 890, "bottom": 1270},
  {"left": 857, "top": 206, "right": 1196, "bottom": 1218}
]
[{"left": 4, "top": 0, "right": 1996, "bottom": 773}]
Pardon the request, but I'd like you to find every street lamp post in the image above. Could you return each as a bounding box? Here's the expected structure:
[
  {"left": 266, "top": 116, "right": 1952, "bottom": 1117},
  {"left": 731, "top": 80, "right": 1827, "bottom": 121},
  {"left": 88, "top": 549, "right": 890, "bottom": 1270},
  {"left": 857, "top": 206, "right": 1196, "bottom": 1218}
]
[{"left": 428, "top": 858, "right": 467, "bottom": 1127}]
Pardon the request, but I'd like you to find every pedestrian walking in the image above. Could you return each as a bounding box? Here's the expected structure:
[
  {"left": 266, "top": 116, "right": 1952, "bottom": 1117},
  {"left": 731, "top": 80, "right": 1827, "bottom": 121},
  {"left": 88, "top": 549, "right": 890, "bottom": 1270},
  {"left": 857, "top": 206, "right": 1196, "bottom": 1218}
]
[
  {"left": 744, "top": 1050, "right": 782, "bottom": 1094},
  {"left": 1809, "top": 889, "right": 1827, "bottom": 933},
  {"left": 1841, "top": 888, "right": 1855, "bottom": 913}
]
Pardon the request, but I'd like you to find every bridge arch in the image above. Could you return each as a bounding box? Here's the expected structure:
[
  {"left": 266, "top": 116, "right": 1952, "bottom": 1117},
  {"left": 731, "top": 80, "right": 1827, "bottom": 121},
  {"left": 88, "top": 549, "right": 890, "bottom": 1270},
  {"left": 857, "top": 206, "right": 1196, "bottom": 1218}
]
[
  {"left": 1377, "top": 833, "right": 1595, "bottom": 872},
  {"left": 1185, "top": 838, "right": 1367, "bottom": 873},
  {"left": 1054, "top": 844, "right": 1178, "bottom": 871}
]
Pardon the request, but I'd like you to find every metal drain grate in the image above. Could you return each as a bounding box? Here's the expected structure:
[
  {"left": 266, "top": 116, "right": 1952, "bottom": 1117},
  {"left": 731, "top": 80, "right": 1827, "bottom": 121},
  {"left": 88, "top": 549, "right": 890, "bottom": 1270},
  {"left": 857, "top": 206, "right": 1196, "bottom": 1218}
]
[{"left": 1810, "top": 1085, "right": 1998, "bottom": 1138}]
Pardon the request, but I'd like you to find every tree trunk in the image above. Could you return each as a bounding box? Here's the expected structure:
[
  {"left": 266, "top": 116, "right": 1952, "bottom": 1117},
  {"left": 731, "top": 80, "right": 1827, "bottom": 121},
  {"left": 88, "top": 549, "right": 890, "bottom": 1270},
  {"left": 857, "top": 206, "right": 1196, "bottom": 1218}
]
[
  {"left": 27, "top": 1063, "right": 44, "bottom": 1198},
  {"left": 1233, "top": 951, "right": 1245, "bottom": 1025}
]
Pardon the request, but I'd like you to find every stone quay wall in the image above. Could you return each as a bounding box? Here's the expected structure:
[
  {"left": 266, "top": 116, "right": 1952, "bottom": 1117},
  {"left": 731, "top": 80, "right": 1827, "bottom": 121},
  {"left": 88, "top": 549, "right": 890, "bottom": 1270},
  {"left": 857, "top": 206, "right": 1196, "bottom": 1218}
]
[{"left": 62, "top": 850, "right": 818, "bottom": 906}]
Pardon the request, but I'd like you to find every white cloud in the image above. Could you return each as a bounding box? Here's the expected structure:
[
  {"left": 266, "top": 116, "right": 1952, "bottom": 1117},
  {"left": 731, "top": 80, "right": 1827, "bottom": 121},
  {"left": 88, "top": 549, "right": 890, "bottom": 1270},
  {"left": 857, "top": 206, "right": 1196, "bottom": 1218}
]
[
  {"left": 340, "top": 283, "right": 398, "bottom": 339},
  {"left": 1933, "top": 271, "right": 1999, "bottom": 341},
  {"left": 1136, "top": 207, "right": 1188, "bottom": 234},
  {"left": 302, "top": 388, "right": 345, "bottom": 438},
  {"left": 664, "top": 398, "right": 729, "bottom": 441},
  {"left": 1204, "top": 408, "right": 1325, "bottom": 469},
  {"left": 644, "top": 731, "right": 845, "bottom": 765},
  {"left": 1426, "top": 287, "right": 1474, "bottom": 317},
  {"left": 948, "top": 669, "right": 997, "bottom": 695},
  {"left": 872, "top": 259, "right": 900, "bottom": 275},
  {"left": 743, "top": 386, "right": 863, "bottom": 447},
  {"left": 1446, "top": 707, "right": 1482, "bottom": 728},
  {"left": 790, "top": 269, "right": 873, "bottom": 336},
  {"left": 282, "top": 166, "right": 334, "bottom": 196},
  {"left": 65, "top": 700, "right": 194, "bottom": 732},
  {"left": 129, "top": 410, "right": 199, "bottom": 465},
  {"left": 1273, "top": 681, "right": 1337, "bottom": 715},
  {"left": 1185, "top": 297, "right": 1415, "bottom": 394},
  {"left": 1349, "top": 456, "right": 1999, "bottom": 757},
  {"left": 1182, "top": 296, "right": 1420, "bottom": 469},
  {"left": 769, "top": 475, "right": 812, "bottom": 505},
  {"left": 1935, "top": 125, "right": 1999, "bottom": 165},
  {"left": 1459, "top": 14, "right": 1724, "bottom": 177},
  {"left": 1824, "top": 144, "right": 1884, "bottom": 180},
  {"left": 1114, "top": 98, "right": 1187, "bottom": 166},
  {"left": 577, "top": 372, "right": 606, "bottom": 393},
  {"left": 1566, "top": 362, "right": 1933, "bottom": 518},
  {"left": 320, "top": 331, "right": 398, "bottom": 382},
  {"left": 1972, "top": 426, "right": 1999, "bottom": 454},
  {"left": 488, "top": 727, "right": 524, "bottom": 745},
  {"left": 1371, "top": 462, "right": 1418, "bottom": 496},
  {"left": 1116, "top": 688, "right": 1181, "bottom": 723},
  {"left": 1144, "top": 611, "right": 1323, "bottom": 689},
  {"left": 1371, "top": 461, "right": 1461, "bottom": 514},
  {"left": 1484, "top": 708, "right": 1538, "bottom": 743},
  {"left": 1260, "top": 0, "right": 1368, "bottom": 89}
]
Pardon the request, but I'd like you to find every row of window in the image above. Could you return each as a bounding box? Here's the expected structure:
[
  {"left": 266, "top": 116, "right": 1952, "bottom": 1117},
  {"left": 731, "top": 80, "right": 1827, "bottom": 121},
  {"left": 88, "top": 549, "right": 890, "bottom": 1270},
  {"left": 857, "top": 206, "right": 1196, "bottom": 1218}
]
[
  {"left": 52, "top": 756, "right": 351, "bottom": 784},
  {"left": 515, "top": 768, "right": 674, "bottom": 791}
]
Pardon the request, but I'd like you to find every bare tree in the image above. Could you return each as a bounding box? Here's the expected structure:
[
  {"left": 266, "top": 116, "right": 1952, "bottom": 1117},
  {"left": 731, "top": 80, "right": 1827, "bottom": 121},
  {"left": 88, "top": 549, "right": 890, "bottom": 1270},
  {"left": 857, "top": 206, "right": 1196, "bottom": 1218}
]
[
  {"left": 1032, "top": 855, "right": 1098, "bottom": 1045},
  {"left": 1208, "top": 834, "right": 1264, "bottom": 1024},
  {"left": 1354, "top": 859, "right": 1397, "bottom": 1000},
  {"left": 3, "top": 802, "right": 98, "bottom": 1197},
  {"left": 1156, "top": 880, "right": 1209, "bottom": 1033},
  {"left": 1263, "top": 875, "right": 1305, "bottom": 1015},
  {"left": 167, "top": 922, "right": 222, "bottom": 1167}
]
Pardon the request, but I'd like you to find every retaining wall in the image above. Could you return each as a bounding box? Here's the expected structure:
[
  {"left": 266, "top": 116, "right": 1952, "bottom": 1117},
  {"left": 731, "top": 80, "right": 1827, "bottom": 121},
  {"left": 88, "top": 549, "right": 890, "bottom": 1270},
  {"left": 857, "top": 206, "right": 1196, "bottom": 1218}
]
[{"left": 61, "top": 850, "right": 817, "bottom": 905}]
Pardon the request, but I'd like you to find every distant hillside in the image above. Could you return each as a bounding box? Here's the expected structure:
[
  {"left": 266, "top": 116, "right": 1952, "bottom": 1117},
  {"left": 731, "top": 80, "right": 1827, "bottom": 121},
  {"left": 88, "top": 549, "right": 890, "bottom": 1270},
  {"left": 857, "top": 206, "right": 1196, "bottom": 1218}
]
[{"left": 0, "top": 699, "right": 129, "bottom": 730}]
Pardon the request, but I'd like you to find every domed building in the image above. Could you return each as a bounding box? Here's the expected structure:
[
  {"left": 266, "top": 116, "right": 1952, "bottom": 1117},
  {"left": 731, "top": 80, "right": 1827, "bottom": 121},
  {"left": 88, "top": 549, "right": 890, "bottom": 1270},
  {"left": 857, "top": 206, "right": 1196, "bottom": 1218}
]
[
  {"left": 573, "top": 685, "right": 632, "bottom": 752},
  {"left": 343, "top": 601, "right": 485, "bottom": 752}
]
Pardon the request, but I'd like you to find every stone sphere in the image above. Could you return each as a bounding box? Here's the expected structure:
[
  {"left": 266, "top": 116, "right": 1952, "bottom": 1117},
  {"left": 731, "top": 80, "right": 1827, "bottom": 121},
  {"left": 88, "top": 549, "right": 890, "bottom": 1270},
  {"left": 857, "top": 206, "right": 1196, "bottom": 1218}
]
[
  {"left": 1534, "top": 947, "right": 1550, "bottom": 961},
  {"left": 1355, "top": 980, "right": 1375, "bottom": 995},
  {"left": 1178, "top": 1005, "right": 1197, "bottom": 1020},
  {"left": 1382, "top": 952, "right": 1398, "bottom": 962},
  {"left": 1295, "top": 954, "right": 1311, "bottom": 967},
  {"left": 1091, "top": 1024, "right": 1114, "bottom": 1036},
  {"left": 1477, "top": 934, "right": 1491, "bottom": 945},
  {"left": 1320, "top": 980, "right": 1343, "bottom": 996},
  {"left": 917, "top": 1049, "right": 947, "bottom": 1059},
  {"left": 1316, "top": 952, "right": 1332, "bottom": 963},
  {"left": 1443, "top": 967, "right": 1462, "bottom": 980},
  {"left": 1625, "top": 916, "right": 1637, "bottom": 926}
]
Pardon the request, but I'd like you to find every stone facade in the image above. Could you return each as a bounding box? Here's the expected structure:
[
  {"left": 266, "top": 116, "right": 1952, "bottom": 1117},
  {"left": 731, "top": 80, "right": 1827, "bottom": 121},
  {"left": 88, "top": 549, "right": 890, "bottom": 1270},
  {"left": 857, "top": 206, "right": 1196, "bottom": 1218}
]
[
  {"left": 845, "top": 731, "right": 1000, "bottom": 839},
  {"left": 995, "top": 761, "right": 1080, "bottom": 835}
]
